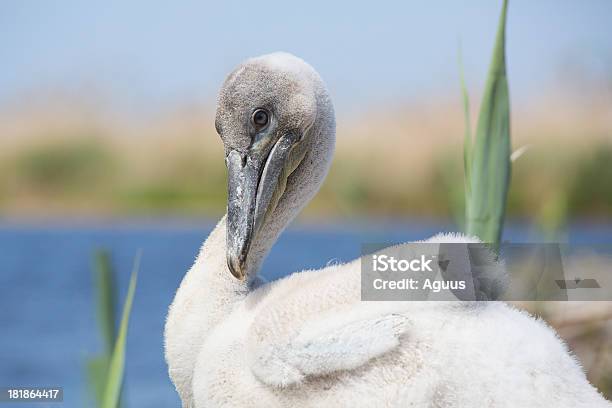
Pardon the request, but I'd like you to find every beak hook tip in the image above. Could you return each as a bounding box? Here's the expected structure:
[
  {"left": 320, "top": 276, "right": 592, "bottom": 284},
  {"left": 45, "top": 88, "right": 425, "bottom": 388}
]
[{"left": 227, "top": 255, "right": 247, "bottom": 281}]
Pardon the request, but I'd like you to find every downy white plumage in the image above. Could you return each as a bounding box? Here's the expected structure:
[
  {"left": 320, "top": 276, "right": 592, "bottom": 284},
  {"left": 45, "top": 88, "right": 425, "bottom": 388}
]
[{"left": 164, "top": 53, "right": 610, "bottom": 408}]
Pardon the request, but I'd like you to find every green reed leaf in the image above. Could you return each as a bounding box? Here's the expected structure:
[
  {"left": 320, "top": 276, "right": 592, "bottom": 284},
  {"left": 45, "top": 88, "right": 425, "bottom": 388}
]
[
  {"left": 102, "top": 251, "right": 140, "bottom": 408},
  {"left": 466, "top": 0, "right": 511, "bottom": 246}
]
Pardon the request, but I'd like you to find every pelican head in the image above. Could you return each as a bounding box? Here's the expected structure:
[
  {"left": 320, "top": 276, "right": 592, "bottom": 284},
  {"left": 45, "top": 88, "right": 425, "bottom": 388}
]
[{"left": 215, "top": 52, "right": 335, "bottom": 281}]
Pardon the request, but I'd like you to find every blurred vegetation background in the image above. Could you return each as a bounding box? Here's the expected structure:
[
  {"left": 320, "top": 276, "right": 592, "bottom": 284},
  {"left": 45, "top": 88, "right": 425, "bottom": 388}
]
[
  {"left": 1, "top": 1, "right": 610, "bottom": 224},
  {"left": 0, "top": 83, "right": 610, "bottom": 223}
]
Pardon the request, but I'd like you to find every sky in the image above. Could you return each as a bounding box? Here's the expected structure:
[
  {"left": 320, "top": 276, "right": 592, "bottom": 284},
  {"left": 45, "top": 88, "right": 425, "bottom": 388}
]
[{"left": 1, "top": 0, "right": 611, "bottom": 112}]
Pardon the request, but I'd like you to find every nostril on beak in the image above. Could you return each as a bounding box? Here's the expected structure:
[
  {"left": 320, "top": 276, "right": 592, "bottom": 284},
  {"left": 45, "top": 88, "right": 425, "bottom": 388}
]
[{"left": 227, "top": 150, "right": 248, "bottom": 168}]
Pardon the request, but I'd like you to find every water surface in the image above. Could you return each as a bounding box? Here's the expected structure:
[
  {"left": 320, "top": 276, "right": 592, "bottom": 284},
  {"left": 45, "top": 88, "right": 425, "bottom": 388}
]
[{"left": 1, "top": 219, "right": 610, "bottom": 407}]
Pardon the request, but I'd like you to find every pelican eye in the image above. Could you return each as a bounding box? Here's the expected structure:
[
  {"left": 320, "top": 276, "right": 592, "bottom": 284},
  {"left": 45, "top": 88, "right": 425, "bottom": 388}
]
[{"left": 252, "top": 109, "right": 269, "bottom": 130}]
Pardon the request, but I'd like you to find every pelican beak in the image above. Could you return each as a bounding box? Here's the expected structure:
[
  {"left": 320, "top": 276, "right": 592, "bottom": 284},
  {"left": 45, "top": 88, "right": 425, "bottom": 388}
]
[{"left": 226, "top": 132, "right": 304, "bottom": 280}]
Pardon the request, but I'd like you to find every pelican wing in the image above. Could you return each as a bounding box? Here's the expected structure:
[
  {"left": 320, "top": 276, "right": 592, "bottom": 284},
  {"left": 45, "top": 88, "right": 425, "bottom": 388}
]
[{"left": 249, "top": 312, "right": 410, "bottom": 387}]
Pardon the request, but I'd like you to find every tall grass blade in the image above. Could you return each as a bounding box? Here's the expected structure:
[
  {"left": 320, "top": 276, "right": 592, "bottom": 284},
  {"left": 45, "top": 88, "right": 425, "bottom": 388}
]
[
  {"left": 86, "top": 356, "right": 110, "bottom": 407},
  {"left": 466, "top": 0, "right": 511, "bottom": 246},
  {"left": 102, "top": 251, "right": 140, "bottom": 408},
  {"left": 86, "top": 250, "right": 118, "bottom": 407},
  {"left": 94, "top": 250, "right": 117, "bottom": 354}
]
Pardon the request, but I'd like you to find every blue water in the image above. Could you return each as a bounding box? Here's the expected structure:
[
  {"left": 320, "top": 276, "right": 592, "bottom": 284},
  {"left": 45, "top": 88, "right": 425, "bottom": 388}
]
[{"left": 1, "top": 219, "right": 611, "bottom": 407}]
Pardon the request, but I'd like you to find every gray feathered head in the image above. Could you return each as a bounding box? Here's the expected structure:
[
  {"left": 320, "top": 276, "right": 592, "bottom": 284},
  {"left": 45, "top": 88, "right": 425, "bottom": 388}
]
[{"left": 215, "top": 53, "right": 335, "bottom": 280}]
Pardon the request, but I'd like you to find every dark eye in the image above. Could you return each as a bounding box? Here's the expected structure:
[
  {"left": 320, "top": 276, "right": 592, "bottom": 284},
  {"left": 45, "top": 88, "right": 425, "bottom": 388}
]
[{"left": 251, "top": 109, "right": 269, "bottom": 129}]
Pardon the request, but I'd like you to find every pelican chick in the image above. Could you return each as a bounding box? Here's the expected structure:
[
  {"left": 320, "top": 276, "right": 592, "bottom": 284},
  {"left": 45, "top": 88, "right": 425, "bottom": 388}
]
[{"left": 164, "top": 52, "right": 611, "bottom": 408}]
